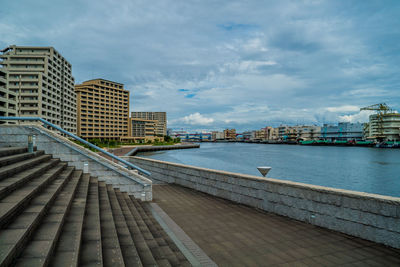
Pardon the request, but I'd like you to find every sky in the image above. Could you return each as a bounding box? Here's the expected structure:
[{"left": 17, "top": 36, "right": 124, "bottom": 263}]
[{"left": 1, "top": 0, "right": 400, "bottom": 132}]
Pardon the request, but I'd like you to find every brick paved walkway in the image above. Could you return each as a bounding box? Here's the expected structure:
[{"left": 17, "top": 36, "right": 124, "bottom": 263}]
[{"left": 153, "top": 184, "right": 400, "bottom": 267}]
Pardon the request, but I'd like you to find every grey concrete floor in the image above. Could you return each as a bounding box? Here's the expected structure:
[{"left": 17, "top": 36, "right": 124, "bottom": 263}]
[{"left": 153, "top": 184, "right": 400, "bottom": 267}]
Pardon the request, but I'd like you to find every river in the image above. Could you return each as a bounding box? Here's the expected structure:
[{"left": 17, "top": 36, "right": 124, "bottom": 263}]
[{"left": 139, "top": 142, "right": 400, "bottom": 197}]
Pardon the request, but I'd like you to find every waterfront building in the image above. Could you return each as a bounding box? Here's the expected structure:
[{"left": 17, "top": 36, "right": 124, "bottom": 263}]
[
  {"left": 254, "top": 129, "right": 266, "bottom": 141},
  {"left": 260, "top": 126, "right": 274, "bottom": 140},
  {"left": 277, "top": 125, "right": 289, "bottom": 140},
  {"left": 366, "top": 113, "right": 400, "bottom": 141},
  {"left": 0, "top": 45, "right": 76, "bottom": 133},
  {"left": 295, "top": 125, "right": 321, "bottom": 141},
  {"left": 211, "top": 131, "right": 224, "bottom": 141},
  {"left": 223, "top": 129, "right": 236, "bottom": 140},
  {"left": 267, "top": 127, "right": 280, "bottom": 140},
  {"left": 0, "top": 67, "right": 17, "bottom": 121},
  {"left": 242, "top": 131, "right": 255, "bottom": 141},
  {"left": 321, "top": 122, "right": 364, "bottom": 141},
  {"left": 277, "top": 125, "right": 297, "bottom": 141},
  {"left": 131, "top": 112, "right": 167, "bottom": 136},
  {"left": 179, "top": 132, "right": 211, "bottom": 142},
  {"left": 75, "top": 78, "right": 129, "bottom": 140},
  {"left": 129, "top": 117, "right": 158, "bottom": 142}
]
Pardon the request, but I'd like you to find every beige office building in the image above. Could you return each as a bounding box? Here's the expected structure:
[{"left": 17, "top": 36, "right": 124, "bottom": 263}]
[
  {"left": 75, "top": 79, "right": 129, "bottom": 140},
  {"left": 131, "top": 112, "right": 167, "bottom": 136},
  {"left": 0, "top": 67, "right": 17, "bottom": 121},
  {"left": 129, "top": 118, "right": 159, "bottom": 142},
  {"left": 0, "top": 45, "right": 76, "bottom": 133}
]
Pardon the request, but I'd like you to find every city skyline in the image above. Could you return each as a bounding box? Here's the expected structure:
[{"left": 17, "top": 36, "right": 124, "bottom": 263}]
[{"left": 1, "top": 1, "right": 400, "bottom": 132}]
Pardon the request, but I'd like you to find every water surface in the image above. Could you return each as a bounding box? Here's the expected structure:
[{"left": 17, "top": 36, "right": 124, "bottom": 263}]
[{"left": 140, "top": 142, "right": 400, "bottom": 197}]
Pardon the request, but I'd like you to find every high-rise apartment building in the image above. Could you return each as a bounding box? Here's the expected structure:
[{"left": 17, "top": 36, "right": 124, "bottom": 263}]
[
  {"left": 0, "top": 45, "right": 76, "bottom": 132},
  {"left": 131, "top": 112, "right": 167, "bottom": 136},
  {"left": 0, "top": 67, "right": 17, "bottom": 121},
  {"left": 75, "top": 79, "right": 129, "bottom": 140}
]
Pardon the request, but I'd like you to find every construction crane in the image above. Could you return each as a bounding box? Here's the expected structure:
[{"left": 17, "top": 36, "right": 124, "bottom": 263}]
[
  {"left": 360, "top": 103, "right": 393, "bottom": 140},
  {"left": 360, "top": 103, "right": 393, "bottom": 114}
]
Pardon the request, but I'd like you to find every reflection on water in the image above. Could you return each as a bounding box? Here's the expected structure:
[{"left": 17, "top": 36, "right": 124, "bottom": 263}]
[{"left": 140, "top": 142, "right": 400, "bottom": 197}]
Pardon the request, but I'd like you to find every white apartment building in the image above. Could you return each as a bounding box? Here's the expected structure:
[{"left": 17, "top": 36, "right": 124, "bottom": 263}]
[{"left": 0, "top": 45, "right": 77, "bottom": 133}]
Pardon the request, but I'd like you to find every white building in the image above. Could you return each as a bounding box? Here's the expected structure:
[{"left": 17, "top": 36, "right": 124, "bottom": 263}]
[{"left": 0, "top": 45, "right": 76, "bottom": 133}]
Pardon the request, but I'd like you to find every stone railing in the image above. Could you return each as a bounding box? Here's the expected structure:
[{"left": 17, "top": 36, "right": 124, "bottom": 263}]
[{"left": 126, "top": 156, "right": 400, "bottom": 248}]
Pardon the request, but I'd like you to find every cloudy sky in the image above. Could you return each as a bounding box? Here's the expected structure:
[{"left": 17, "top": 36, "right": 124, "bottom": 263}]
[{"left": 1, "top": 0, "right": 400, "bottom": 132}]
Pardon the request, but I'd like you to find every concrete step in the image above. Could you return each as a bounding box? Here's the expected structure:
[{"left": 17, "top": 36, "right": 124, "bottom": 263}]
[
  {"left": 125, "top": 194, "right": 173, "bottom": 266},
  {"left": 0, "top": 151, "right": 44, "bottom": 168},
  {"left": 107, "top": 184, "right": 142, "bottom": 266},
  {"left": 0, "top": 154, "right": 52, "bottom": 180},
  {"left": 116, "top": 191, "right": 158, "bottom": 266},
  {"left": 80, "top": 176, "right": 103, "bottom": 267},
  {"left": 98, "top": 181, "right": 125, "bottom": 267},
  {"left": 0, "top": 161, "right": 65, "bottom": 229},
  {"left": 139, "top": 200, "right": 190, "bottom": 265},
  {"left": 15, "top": 170, "right": 83, "bottom": 267},
  {"left": 0, "top": 148, "right": 191, "bottom": 266},
  {"left": 49, "top": 173, "right": 90, "bottom": 267},
  {"left": 0, "top": 165, "right": 72, "bottom": 267},
  {"left": 0, "top": 159, "right": 59, "bottom": 200},
  {"left": 0, "top": 147, "right": 28, "bottom": 158},
  {"left": 129, "top": 195, "right": 181, "bottom": 266},
  {"left": 157, "top": 259, "right": 173, "bottom": 267}
]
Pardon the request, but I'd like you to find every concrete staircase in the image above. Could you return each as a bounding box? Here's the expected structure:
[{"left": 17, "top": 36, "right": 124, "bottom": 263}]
[{"left": 0, "top": 147, "right": 191, "bottom": 267}]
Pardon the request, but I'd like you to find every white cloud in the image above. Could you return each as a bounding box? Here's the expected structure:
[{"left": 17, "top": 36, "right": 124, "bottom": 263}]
[
  {"left": 338, "top": 110, "right": 374, "bottom": 123},
  {"left": 242, "top": 38, "right": 268, "bottom": 52},
  {"left": 325, "top": 105, "right": 360, "bottom": 113},
  {"left": 179, "top": 113, "right": 214, "bottom": 125},
  {"left": 221, "top": 60, "right": 277, "bottom": 74},
  {"left": 342, "top": 88, "right": 390, "bottom": 97}
]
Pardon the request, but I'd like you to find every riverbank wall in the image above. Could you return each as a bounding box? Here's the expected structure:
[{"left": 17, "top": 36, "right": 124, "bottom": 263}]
[
  {"left": 124, "top": 156, "right": 400, "bottom": 248},
  {"left": 124, "top": 143, "right": 200, "bottom": 156}
]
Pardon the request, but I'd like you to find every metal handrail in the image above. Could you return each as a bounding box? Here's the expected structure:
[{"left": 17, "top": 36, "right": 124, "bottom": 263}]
[{"left": 0, "top": 117, "right": 151, "bottom": 176}]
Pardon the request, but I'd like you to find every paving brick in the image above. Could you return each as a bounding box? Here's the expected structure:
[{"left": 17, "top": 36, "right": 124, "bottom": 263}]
[{"left": 153, "top": 184, "right": 400, "bottom": 266}]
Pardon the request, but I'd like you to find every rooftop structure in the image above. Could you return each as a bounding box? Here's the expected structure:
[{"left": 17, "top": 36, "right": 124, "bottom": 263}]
[
  {"left": 0, "top": 45, "right": 76, "bottom": 133},
  {"left": 75, "top": 79, "right": 129, "bottom": 140}
]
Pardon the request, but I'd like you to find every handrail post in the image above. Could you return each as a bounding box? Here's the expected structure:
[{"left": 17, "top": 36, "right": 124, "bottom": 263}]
[{"left": 28, "top": 135, "right": 33, "bottom": 153}]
